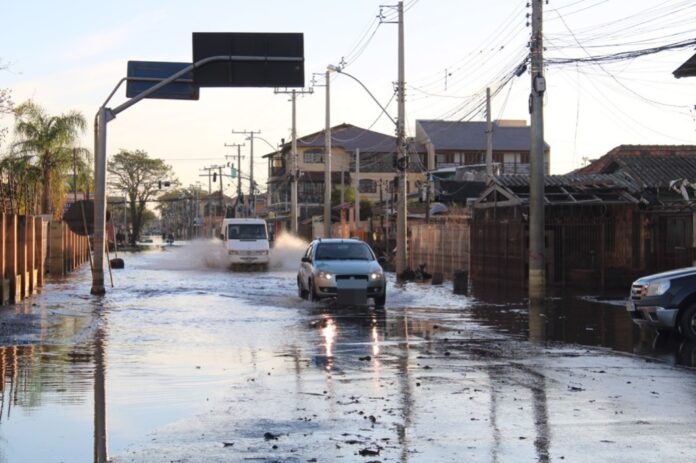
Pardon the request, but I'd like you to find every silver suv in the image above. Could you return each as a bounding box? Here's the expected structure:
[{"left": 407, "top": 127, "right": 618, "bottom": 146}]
[{"left": 297, "top": 239, "right": 386, "bottom": 308}]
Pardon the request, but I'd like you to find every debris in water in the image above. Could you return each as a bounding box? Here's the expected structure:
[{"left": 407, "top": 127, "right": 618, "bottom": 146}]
[
  {"left": 264, "top": 432, "right": 279, "bottom": 441},
  {"left": 359, "top": 355, "right": 372, "bottom": 361},
  {"left": 222, "top": 442, "right": 234, "bottom": 447},
  {"left": 358, "top": 448, "right": 380, "bottom": 457}
]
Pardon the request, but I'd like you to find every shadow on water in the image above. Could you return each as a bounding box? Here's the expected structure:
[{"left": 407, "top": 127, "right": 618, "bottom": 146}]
[{"left": 469, "top": 284, "right": 696, "bottom": 368}]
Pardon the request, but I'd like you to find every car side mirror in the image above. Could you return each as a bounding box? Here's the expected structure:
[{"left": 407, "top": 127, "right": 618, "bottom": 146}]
[
  {"left": 378, "top": 256, "right": 387, "bottom": 265},
  {"left": 301, "top": 257, "right": 312, "bottom": 263}
]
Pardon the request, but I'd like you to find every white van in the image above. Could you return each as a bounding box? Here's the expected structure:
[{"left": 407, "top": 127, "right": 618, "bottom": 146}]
[{"left": 220, "top": 218, "right": 270, "bottom": 269}]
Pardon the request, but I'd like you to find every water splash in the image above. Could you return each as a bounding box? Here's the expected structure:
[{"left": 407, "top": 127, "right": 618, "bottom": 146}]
[{"left": 269, "top": 233, "right": 308, "bottom": 271}]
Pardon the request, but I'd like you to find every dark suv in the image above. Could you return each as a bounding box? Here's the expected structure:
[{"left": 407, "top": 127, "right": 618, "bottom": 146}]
[{"left": 627, "top": 267, "right": 696, "bottom": 340}]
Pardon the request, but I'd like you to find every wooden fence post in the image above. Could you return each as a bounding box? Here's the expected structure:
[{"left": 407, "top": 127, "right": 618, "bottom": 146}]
[
  {"left": 49, "top": 221, "right": 64, "bottom": 277},
  {"left": 6, "top": 215, "right": 20, "bottom": 302},
  {"left": 0, "top": 214, "right": 7, "bottom": 305},
  {"left": 25, "top": 216, "right": 36, "bottom": 295},
  {"left": 35, "top": 218, "right": 45, "bottom": 288}
]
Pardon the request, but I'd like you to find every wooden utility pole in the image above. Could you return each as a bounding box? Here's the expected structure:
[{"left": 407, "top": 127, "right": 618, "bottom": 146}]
[
  {"left": 529, "top": 0, "right": 546, "bottom": 305},
  {"left": 355, "top": 149, "right": 360, "bottom": 231}
]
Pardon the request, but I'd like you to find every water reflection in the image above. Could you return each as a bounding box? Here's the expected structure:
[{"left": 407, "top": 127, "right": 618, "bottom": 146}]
[{"left": 471, "top": 285, "right": 696, "bottom": 368}]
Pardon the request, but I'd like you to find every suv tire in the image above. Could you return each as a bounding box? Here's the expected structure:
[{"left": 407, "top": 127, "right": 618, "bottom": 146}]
[
  {"left": 374, "top": 293, "right": 386, "bottom": 309},
  {"left": 679, "top": 303, "right": 696, "bottom": 341}
]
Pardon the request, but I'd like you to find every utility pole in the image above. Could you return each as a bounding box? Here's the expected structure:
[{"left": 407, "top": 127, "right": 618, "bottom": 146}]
[
  {"left": 218, "top": 165, "right": 224, "bottom": 218},
  {"left": 486, "top": 87, "right": 493, "bottom": 176},
  {"left": 200, "top": 166, "right": 217, "bottom": 237},
  {"left": 355, "top": 148, "right": 360, "bottom": 232},
  {"left": 275, "top": 88, "right": 313, "bottom": 235},
  {"left": 529, "top": 0, "right": 546, "bottom": 305},
  {"left": 232, "top": 130, "right": 261, "bottom": 217},
  {"left": 225, "top": 142, "right": 245, "bottom": 217},
  {"left": 324, "top": 70, "right": 332, "bottom": 238},
  {"left": 394, "top": 1, "right": 408, "bottom": 278}
]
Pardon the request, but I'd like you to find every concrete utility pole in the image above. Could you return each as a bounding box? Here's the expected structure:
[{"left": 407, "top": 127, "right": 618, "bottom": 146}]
[
  {"left": 218, "top": 165, "right": 224, "bottom": 217},
  {"left": 529, "top": 0, "right": 546, "bottom": 305},
  {"left": 275, "top": 88, "right": 313, "bottom": 235},
  {"left": 224, "top": 142, "right": 245, "bottom": 217},
  {"left": 200, "top": 166, "right": 217, "bottom": 237},
  {"left": 232, "top": 130, "right": 261, "bottom": 217},
  {"left": 486, "top": 87, "right": 493, "bottom": 176},
  {"left": 324, "top": 70, "right": 332, "bottom": 238},
  {"left": 395, "top": 0, "right": 408, "bottom": 277}
]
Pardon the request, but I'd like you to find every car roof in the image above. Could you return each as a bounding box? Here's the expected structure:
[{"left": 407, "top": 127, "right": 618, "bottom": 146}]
[{"left": 312, "top": 238, "right": 366, "bottom": 245}]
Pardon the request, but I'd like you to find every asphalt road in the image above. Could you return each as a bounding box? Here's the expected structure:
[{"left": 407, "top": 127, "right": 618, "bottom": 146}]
[{"left": 0, "top": 240, "right": 695, "bottom": 462}]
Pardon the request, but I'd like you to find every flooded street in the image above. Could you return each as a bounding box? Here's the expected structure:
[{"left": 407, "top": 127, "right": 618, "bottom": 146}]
[{"left": 1, "top": 240, "right": 696, "bottom": 462}]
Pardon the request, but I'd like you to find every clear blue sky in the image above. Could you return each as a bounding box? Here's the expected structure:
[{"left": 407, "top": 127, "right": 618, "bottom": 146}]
[{"left": 1, "top": 0, "right": 694, "bottom": 193}]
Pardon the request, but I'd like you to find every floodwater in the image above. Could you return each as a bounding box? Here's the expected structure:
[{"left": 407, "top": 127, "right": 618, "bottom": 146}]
[{"left": 0, "top": 237, "right": 695, "bottom": 462}]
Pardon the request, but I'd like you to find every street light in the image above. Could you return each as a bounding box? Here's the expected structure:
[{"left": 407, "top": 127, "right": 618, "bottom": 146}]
[{"left": 328, "top": 63, "right": 408, "bottom": 278}]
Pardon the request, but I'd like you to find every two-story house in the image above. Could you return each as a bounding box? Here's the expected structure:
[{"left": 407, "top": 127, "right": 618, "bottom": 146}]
[
  {"left": 415, "top": 119, "right": 550, "bottom": 175},
  {"left": 264, "top": 123, "right": 426, "bottom": 230}
]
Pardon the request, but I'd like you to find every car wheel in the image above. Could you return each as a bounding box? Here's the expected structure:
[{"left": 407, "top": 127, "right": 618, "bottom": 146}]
[
  {"left": 679, "top": 303, "right": 696, "bottom": 341},
  {"left": 308, "top": 279, "right": 319, "bottom": 302},
  {"left": 298, "top": 276, "right": 308, "bottom": 300},
  {"left": 373, "top": 292, "right": 386, "bottom": 309}
]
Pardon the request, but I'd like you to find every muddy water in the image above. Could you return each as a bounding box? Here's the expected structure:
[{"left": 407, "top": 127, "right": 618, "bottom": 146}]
[{"left": 0, "top": 240, "right": 695, "bottom": 462}]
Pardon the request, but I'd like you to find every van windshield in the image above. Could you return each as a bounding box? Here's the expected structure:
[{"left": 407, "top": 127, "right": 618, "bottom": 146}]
[{"left": 227, "top": 224, "right": 267, "bottom": 240}]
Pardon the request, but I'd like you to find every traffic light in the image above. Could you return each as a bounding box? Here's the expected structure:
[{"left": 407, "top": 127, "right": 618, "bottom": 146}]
[{"left": 213, "top": 172, "right": 217, "bottom": 182}]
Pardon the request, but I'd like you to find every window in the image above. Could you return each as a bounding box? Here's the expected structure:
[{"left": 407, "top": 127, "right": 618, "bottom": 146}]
[
  {"left": 227, "top": 224, "right": 268, "bottom": 240},
  {"left": 359, "top": 179, "right": 377, "bottom": 193},
  {"left": 315, "top": 243, "right": 374, "bottom": 261},
  {"left": 303, "top": 150, "right": 324, "bottom": 164}
]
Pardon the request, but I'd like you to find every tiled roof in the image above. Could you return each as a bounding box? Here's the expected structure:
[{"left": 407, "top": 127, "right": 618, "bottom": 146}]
[
  {"left": 576, "top": 145, "right": 696, "bottom": 188},
  {"left": 495, "top": 173, "right": 637, "bottom": 190},
  {"left": 417, "top": 120, "right": 550, "bottom": 151}
]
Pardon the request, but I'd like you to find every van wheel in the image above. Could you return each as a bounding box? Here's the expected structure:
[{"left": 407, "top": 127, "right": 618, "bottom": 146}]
[
  {"left": 298, "top": 276, "right": 308, "bottom": 300},
  {"left": 679, "top": 304, "right": 696, "bottom": 341}
]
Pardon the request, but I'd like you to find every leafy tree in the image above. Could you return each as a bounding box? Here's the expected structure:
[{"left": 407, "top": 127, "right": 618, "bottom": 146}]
[
  {"left": 64, "top": 147, "right": 94, "bottom": 200},
  {"left": 359, "top": 199, "right": 373, "bottom": 220},
  {"left": 331, "top": 185, "right": 355, "bottom": 207},
  {"left": 107, "top": 149, "right": 175, "bottom": 243},
  {"left": 0, "top": 60, "right": 12, "bottom": 149},
  {"left": 12, "top": 100, "right": 87, "bottom": 217}
]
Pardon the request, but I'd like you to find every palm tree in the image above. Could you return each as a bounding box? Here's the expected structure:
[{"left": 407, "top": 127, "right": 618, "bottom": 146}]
[{"left": 13, "top": 100, "right": 86, "bottom": 217}]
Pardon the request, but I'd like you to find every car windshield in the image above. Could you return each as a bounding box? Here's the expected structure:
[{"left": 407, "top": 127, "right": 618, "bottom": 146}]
[
  {"left": 315, "top": 243, "right": 373, "bottom": 261},
  {"left": 228, "top": 224, "right": 267, "bottom": 240}
]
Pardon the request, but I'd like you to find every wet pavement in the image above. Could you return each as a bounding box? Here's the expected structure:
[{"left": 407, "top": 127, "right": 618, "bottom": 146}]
[{"left": 1, "top": 239, "right": 696, "bottom": 462}]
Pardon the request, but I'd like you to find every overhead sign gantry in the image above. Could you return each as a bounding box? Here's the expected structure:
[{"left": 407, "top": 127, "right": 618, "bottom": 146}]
[{"left": 91, "top": 32, "right": 304, "bottom": 295}]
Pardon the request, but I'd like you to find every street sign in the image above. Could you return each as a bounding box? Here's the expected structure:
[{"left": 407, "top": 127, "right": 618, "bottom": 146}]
[
  {"left": 192, "top": 32, "right": 304, "bottom": 87},
  {"left": 126, "top": 61, "right": 199, "bottom": 100}
]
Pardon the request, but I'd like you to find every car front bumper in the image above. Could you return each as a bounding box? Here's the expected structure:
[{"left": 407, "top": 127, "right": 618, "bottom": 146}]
[
  {"left": 626, "top": 300, "right": 679, "bottom": 330},
  {"left": 314, "top": 276, "right": 385, "bottom": 299}
]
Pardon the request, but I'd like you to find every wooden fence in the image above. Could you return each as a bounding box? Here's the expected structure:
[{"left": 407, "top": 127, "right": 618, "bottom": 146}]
[
  {"left": 1, "top": 214, "right": 90, "bottom": 305},
  {"left": 408, "top": 219, "right": 470, "bottom": 279}
]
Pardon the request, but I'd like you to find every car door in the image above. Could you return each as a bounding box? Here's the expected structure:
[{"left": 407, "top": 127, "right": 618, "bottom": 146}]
[{"left": 299, "top": 244, "right": 314, "bottom": 288}]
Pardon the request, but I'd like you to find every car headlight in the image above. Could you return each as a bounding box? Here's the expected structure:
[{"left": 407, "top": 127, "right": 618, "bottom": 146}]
[
  {"left": 370, "top": 272, "right": 383, "bottom": 281},
  {"left": 317, "top": 271, "right": 333, "bottom": 281},
  {"left": 646, "top": 279, "right": 670, "bottom": 296}
]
